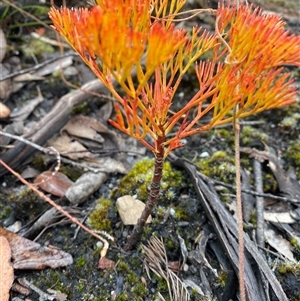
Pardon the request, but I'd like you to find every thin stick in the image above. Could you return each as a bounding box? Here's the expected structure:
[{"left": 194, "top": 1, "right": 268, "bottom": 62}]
[
  {"left": 0, "top": 52, "right": 77, "bottom": 82},
  {"left": 0, "top": 159, "right": 111, "bottom": 258},
  {"left": 253, "top": 159, "right": 265, "bottom": 248},
  {"left": 0, "top": 131, "right": 57, "bottom": 155}
]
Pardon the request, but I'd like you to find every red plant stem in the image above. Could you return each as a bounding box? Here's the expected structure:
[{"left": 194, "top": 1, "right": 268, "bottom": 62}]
[{"left": 124, "top": 133, "right": 165, "bottom": 251}]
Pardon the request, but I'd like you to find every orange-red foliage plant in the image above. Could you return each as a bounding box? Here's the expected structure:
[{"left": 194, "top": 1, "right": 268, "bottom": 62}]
[{"left": 49, "top": 0, "right": 300, "bottom": 251}]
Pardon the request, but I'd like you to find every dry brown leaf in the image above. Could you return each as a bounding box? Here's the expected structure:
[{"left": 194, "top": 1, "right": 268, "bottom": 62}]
[
  {"left": 98, "top": 257, "right": 115, "bottom": 269},
  {"left": 0, "top": 236, "right": 14, "bottom": 301},
  {"left": 263, "top": 211, "right": 297, "bottom": 224},
  {"left": 62, "top": 115, "right": 106, "bottom": 144},
  {"left": 0, "top": 227, "right": 73, "bottom": 270},
  {"left": 10, "top": 87, "right": 43, "bottom": 121},
  {"left": 265, "top": 225, "right": 295, "bottom": 262},
  {"left": 97, "top": 99, "right": 113, "bottom": 122},
  {"left": 48, "top": 133, "right": 93, "bottom": 160},
  {"left": 34, "top": 171, "right": 74, "bottom": 197}
]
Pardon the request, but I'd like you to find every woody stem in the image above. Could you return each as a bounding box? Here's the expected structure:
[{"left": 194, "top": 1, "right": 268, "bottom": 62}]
[{"left": 123, "top": 134, "right": 165, "bottom": 251}]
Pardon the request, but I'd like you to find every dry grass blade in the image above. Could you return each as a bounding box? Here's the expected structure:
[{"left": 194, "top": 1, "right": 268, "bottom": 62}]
[
  {"left": 142, "top": 236, "right": 190, "bottom": 301},
  {"left": 0, "top": 236, "right": 14, "bottom": 301}
]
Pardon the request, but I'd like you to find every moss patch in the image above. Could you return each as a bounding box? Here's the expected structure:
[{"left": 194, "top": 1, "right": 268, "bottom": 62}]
[
  {"left": 88, "top": 198, "right": 113, "bottom": 232},
  {"left": 197, "top": 150, "right": 236, "bottom": 184},
  {"left": 114, "top": 158, "right": 184, "bottom": 202},
  {"left": 240, "top": 125, "right": 269, "bottom": 145}
]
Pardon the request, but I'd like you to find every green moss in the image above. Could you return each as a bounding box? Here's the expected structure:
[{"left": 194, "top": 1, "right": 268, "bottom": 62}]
[
  {"left": 115, "top": 255, "right": 148, "bottom": 300},
  {"left": 217, "top": 270, "right": 228, "bottom": 287},
  {"left": 164, "top": 237, "right": 177, "bottom": 250},
  {"left": 173, "top": 205, "right": 189, "bottom": 220},
  {"left": 249, "top": 210, "right": 257, "bottom": 226},
  {"left": 8, "top": 187, "right": 45, "bottom": 220},
  {"left": 263, "top": 173, "right": 277, "bottom": 192},
  {"left": 115, "top": 293, "right": 130, "bottom": 301},
  {"left": 75, "top": 256, "right": 87, "bottom": 268},
  {"left": 75, "top": 282, "right": 86, "bottom": 292},
  {"left": 277, "top": 261, "right": 300, "bottom": 276},
  {"left": 131, "top": 283, "right": 147, "bottom": 298},
  {"left": 72, "top": 101, "right": 90, "bottom": 115},
  {"left": 240, "top": 125, "right": 269, "bottom": 145},
  {"left": 284, "top": 140, "right": 300, "bottom": 178},
  {"left": 88, "top": 198, "right": 112, "bottom": 231},
  {"left": 156, "top": 206, "right": 167, "bottom": 219},
  {"left": 115, "top": 158, "right": 184, "bottom": 202},
  {"left": 32, "top": 155, "right": 47, "bottom": 170},
  {"left": 39, "top": 270, "right": 72, "bottom": 296},
  {"left": 280, "top": 113, "right": 300, "bottom": 130},
  {"left": 0, "top": 206, "right": 11, "bottom": 219},
  {"left": 21, "top": 38, "right": 55, "bottom": 58},
  {"left": 59, "top": 165, "right": 83, "bottom": 182},
  {"left": 197, "top": 151, "right": 236, "bottom": 184},
  {"left": 154, "top": 273, "right": 169, "bottom": 290},
  {"left": 215, "top": 128, "right": 235, "bottom": 146},
  {"left": 290, "top": 237, "right": 299, "bottom": 248}
]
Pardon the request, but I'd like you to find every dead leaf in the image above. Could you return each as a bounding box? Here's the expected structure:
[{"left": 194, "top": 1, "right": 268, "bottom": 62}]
[
  {"left": 34, "top": 171, "right": 74, "bottom": 197},
  {"left": 62, "top": 115, "right": 106, "bottom": 144},
  {"left": 0, "top": 236, "right": 14, "bottom": 301},
  {"left": 83, "top": 157, "right": 127, "bottom": 174},
  {"left": 96, "top": 99, "right": 113, "bottom": 122},
  {"left": 48, "top": 133, "right": 93, "bottom": 160},
  {"left": 0, "top": 227, "right": 73, "bottom": 270},
  {"left": 10, "top": 87, "right": 43, "bottom": 121},
  {"left": 98, "top": 257, "right": 115, "bottom": 269},
  {"left": 47, "top": 289, "right": 68, "bottom": 301},
  {"left": 265, "top": 224, "right": 295, "bottom": 262},
  {"left": 264, "top": 212, "right": 297, "bottom": 224}
]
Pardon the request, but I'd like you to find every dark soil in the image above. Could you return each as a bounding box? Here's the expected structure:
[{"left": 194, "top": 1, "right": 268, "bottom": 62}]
[{"left": 0, "top": 1, "right": 300, "bottom": 301}]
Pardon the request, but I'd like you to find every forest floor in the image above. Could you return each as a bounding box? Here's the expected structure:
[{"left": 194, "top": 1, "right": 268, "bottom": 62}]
[{"left": 0, "top": 0, "right": 300, "bottom": 301}]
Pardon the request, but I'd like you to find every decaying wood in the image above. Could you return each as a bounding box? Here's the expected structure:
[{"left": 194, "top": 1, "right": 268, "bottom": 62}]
[{"left": 169, "top": 153, "right": 289, "bottom": 301}]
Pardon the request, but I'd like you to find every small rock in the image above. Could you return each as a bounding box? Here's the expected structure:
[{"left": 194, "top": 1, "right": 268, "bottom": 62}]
[
  {"left": 200, "top": 151, "right": 209, "bottom": 158},
  {"left": 6, "top": 221, "right": 22, "bottom": 233},
  {"left": 116, "top": 195, "right": 152, "bottom": 225}
]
